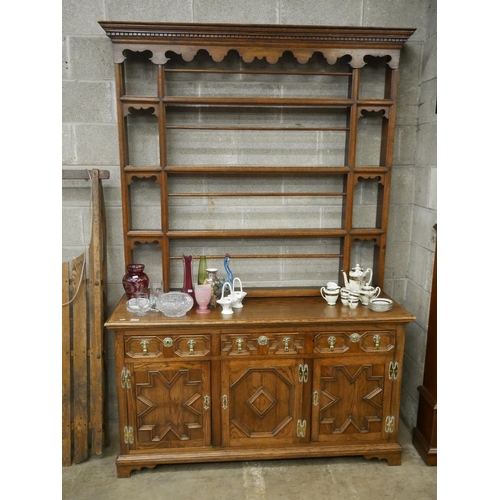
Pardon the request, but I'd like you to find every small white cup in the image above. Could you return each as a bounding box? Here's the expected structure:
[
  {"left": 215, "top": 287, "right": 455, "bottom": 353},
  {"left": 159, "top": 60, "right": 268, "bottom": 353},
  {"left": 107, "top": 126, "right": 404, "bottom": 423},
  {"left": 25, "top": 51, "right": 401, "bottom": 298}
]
[
  {"left": 340, "top": 287, "right": 350, "bottom": 305},
  {"left": 348, "top": 296, "right": 359, "bottom": 309}
]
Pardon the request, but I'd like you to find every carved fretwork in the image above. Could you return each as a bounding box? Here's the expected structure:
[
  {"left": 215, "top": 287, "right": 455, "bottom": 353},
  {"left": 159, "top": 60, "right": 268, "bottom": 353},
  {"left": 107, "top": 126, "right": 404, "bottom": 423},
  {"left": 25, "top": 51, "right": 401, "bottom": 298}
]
[
  {"left": 319, "top": 364, "right": 383, "bottom": 434},
  {"left": 100, "top": 22, "right": 415, "bottom": 69}
]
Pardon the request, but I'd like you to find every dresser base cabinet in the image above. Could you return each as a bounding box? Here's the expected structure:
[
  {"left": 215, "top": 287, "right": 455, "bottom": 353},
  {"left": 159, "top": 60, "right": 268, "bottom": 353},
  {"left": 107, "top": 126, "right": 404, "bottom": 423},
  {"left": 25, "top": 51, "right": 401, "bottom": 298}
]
[{"left": 106, "top": 296, "right": 414, "bottom": 478}]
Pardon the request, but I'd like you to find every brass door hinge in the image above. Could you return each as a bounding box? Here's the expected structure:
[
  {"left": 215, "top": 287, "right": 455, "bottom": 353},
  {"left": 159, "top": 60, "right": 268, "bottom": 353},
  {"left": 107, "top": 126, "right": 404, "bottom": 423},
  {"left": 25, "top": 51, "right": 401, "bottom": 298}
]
[
  {"left": 389, "top": 361, "right": 399, "bottom": 381},
  {"left": 121, "top": 367, "right": 131, "bottom": 389},
  {"left": 298, "top": 363, "right": 308, "bottom": 383},
  {"left": 124, "top": 425, "right": 134, "bottom": 444},
  {"left": 385, "top": 416, "right": 395, "bottom": 434},
  {"left": 297, "top": 419, "right": 307, "bottom": 438}
]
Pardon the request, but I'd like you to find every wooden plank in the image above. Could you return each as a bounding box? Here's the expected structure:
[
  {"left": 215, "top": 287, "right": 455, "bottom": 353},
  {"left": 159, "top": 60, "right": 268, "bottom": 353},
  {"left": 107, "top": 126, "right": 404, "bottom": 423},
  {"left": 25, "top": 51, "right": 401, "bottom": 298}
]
[
  {"left": 88, "top": 170, "right": 105, "bottom": 455},
  {"left": 72, "top": 253, "right": 89, "bottom": 464},
  {"left": 62, "top": 262, "right": 72, "bottom": 466},
  {"left": 62, "top": 169, "right": 110, "bottom": 180}
]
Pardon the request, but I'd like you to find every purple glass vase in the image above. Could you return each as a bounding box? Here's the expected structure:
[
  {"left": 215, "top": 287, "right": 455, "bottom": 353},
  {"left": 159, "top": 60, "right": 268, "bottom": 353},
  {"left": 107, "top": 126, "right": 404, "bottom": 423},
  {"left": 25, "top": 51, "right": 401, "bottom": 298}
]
[{"left": 122, "top": 263, "right": 149, "bottom": 299}]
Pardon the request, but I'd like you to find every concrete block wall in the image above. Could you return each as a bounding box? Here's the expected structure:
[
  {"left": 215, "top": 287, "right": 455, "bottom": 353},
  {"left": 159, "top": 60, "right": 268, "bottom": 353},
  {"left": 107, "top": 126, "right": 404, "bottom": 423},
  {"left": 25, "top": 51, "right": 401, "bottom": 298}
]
[{"left": 62, "top": 0, "right": 437, "bottom": 431}]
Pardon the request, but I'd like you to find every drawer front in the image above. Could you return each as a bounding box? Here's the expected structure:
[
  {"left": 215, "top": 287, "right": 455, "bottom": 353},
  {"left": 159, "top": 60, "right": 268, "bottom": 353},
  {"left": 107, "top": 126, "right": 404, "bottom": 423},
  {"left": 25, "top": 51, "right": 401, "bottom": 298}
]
[
  {"left": 221, "top": 333, "right": 305, "bottom": 356},
  {"left": 124, "top": 334, "right": 211, "bottom": 359},
  {"left": 314, "top": 330, "right": 396, "bottom": 354}
]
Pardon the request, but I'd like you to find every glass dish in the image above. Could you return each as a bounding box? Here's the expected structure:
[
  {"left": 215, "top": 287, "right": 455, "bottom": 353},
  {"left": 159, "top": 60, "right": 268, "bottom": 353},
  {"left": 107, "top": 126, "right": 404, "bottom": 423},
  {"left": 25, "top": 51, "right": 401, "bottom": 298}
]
[
  {"left": 156, "top": 292, "right": 194, "bottom": 317},
  {"left": 126, "top": 297, "right": 152, "bottom": 315}
]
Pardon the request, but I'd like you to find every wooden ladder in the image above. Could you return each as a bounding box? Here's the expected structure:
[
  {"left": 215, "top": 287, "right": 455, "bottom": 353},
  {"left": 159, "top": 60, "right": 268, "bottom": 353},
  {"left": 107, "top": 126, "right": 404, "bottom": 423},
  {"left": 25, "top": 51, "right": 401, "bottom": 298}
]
[{"left": 62, "top": 169, "right": 109, "bottom": 465}]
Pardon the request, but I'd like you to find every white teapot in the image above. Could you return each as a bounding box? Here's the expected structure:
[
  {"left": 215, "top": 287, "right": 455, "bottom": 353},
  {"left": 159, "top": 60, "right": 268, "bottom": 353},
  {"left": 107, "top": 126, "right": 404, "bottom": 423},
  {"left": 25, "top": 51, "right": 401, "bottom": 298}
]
[{"left": 341, "top": 264, "right": 373, "bottom": 291}]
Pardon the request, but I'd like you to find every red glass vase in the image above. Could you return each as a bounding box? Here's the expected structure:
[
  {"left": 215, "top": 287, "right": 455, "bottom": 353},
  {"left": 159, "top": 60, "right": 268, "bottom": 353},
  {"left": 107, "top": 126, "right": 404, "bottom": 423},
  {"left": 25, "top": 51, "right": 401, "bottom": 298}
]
[
  {"left": 182, "top": 255, "right": 196, "bottom": 304},
  {"left": 122, "top": 263, "right": 149, "bottom": 299}
]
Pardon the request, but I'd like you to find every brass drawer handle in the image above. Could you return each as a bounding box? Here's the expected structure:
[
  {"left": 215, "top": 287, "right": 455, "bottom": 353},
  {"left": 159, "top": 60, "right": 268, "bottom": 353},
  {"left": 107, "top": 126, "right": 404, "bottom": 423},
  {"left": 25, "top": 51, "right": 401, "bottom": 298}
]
[
  {"left": 327, "top": 336, "right": 336, "bottom": 352},
  {"left": 140, "top": 339, "right": 149, "bottom": 355},
  {"left": 373, "top": 334, "right": 381, "bottom": 350},
  {"left": 187, "top": 339, "right": 196, "bottom": 355},
  {"left": 236, "top": 338, "right": 244, "bottom": 353},
  {"left": 282, "top": 337, "right": 291, "bottom": 352}
]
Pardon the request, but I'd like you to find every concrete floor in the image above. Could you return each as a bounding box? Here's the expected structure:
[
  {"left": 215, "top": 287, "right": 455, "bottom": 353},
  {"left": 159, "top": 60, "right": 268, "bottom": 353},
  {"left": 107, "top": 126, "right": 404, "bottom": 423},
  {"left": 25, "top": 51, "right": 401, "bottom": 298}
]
[{"left": 62, "top": 423, "right": 436, "bottom": 500}]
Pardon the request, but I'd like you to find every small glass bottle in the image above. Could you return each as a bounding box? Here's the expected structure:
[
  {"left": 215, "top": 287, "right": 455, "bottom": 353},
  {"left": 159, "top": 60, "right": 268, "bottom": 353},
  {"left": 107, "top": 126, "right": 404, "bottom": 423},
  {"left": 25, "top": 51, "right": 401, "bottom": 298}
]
[
  {"left": 198, "top": 255, "right": 208, "bottom": 285},
  {"left": 206, "top": 268, "right": 224, "bottom": 309}
]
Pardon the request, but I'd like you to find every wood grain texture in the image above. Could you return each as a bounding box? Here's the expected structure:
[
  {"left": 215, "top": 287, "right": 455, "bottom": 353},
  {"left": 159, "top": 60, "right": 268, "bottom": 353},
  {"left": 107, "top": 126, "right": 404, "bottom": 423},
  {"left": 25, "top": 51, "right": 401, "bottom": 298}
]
[
  {"left": 72, "top": 253, "right": 89, "bottom": 464},
  {"left": 88, "top": 169, "right": 106, "bottom": 455},
  {"left": 62, "top": 262, "right": 71, "bottom": 466},
  {"left": 108, "top": 294, "right": 414, "bottom": 477}
]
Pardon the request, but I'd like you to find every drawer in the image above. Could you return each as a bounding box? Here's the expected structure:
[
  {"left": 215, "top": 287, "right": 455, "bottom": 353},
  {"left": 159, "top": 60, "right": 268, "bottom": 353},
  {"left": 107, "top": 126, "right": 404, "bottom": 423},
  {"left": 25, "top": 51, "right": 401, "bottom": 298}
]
[
  {"left": 124, "top": 334, "right": 211, "bottom": 359},
  {"left": 221, "top": 333, "right": 305, "bottom": 356},
  {"left": 314, "top": 330, "right": 396, "bottom": 354}
]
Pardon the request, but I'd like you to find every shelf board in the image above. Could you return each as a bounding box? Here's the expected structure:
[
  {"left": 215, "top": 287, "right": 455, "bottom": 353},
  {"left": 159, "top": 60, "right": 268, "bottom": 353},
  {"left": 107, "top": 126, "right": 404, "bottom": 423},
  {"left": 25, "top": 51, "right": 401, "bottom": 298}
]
[
  {"left": 119, "top": 96, "right": 394, "bottom": 108},
  {"left": 166, "top": 229, "right": 348, "bottom": 239},
  {"left": 164, "top": 166, "right": 351, "bottom": 174}
]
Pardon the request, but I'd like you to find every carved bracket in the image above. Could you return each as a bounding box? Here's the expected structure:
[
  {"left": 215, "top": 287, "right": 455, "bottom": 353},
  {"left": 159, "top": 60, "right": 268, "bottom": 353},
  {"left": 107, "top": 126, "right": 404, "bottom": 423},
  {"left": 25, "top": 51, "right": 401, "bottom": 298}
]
[
  {"left": 358, "top": 107, "right": 390, "bottom": 119},
  {"left": 128, "top": 174, "right": 160, "bottom": 184},
  {"left": 130, "top": 238, "right": 162, "bottom": 247},
  {"left": 352, "top": 235, "right": 381, "bottom": 245},
  {"left": 123, "top": 104, "right": 158, "bottom": 118},
  {"left": 354, "top": 174, "right": 384, "bottom": 185}
]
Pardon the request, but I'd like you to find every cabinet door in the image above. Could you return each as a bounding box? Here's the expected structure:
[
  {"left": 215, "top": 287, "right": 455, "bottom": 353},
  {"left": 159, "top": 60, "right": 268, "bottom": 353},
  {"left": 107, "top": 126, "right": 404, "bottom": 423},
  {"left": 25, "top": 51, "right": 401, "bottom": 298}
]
[
  {"left": 310, "top": 358, "right": 393, "bottom": 444},
  {"left": 126, "top": 360, "right": 211, "bottom": 450},
  {"left": 221, "top": 359, "right": 305, "bottom": 447}
]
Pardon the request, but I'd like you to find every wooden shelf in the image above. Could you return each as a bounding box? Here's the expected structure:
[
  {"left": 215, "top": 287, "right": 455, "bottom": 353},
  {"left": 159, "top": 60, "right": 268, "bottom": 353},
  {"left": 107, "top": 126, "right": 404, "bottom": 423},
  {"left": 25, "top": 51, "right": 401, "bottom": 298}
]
[{"left": 101, "top": 20, "right": 414, "bottom": 293}]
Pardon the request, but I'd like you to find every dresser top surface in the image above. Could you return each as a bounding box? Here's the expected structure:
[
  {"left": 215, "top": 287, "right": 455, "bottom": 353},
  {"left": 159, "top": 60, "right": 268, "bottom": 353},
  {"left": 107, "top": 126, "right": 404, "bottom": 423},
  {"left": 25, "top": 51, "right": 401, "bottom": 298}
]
[{"left": 105, "top": 294, "right": 415, "bottom": 330}]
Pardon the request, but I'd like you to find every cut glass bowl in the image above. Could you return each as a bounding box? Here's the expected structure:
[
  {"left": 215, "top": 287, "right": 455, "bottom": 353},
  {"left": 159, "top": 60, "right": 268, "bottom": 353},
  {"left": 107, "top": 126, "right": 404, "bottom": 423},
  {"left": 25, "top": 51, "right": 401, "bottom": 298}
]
[{"left": 156, "top": 292, "right": 194, "bottom": 317}]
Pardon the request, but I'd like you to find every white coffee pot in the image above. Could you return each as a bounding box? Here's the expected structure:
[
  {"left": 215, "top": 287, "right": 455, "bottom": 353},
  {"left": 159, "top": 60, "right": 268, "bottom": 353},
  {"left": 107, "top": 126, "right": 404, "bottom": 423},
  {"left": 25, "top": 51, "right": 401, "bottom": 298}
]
[{"left": 341, "top": 264, "right": 373, "bottom": 291}]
